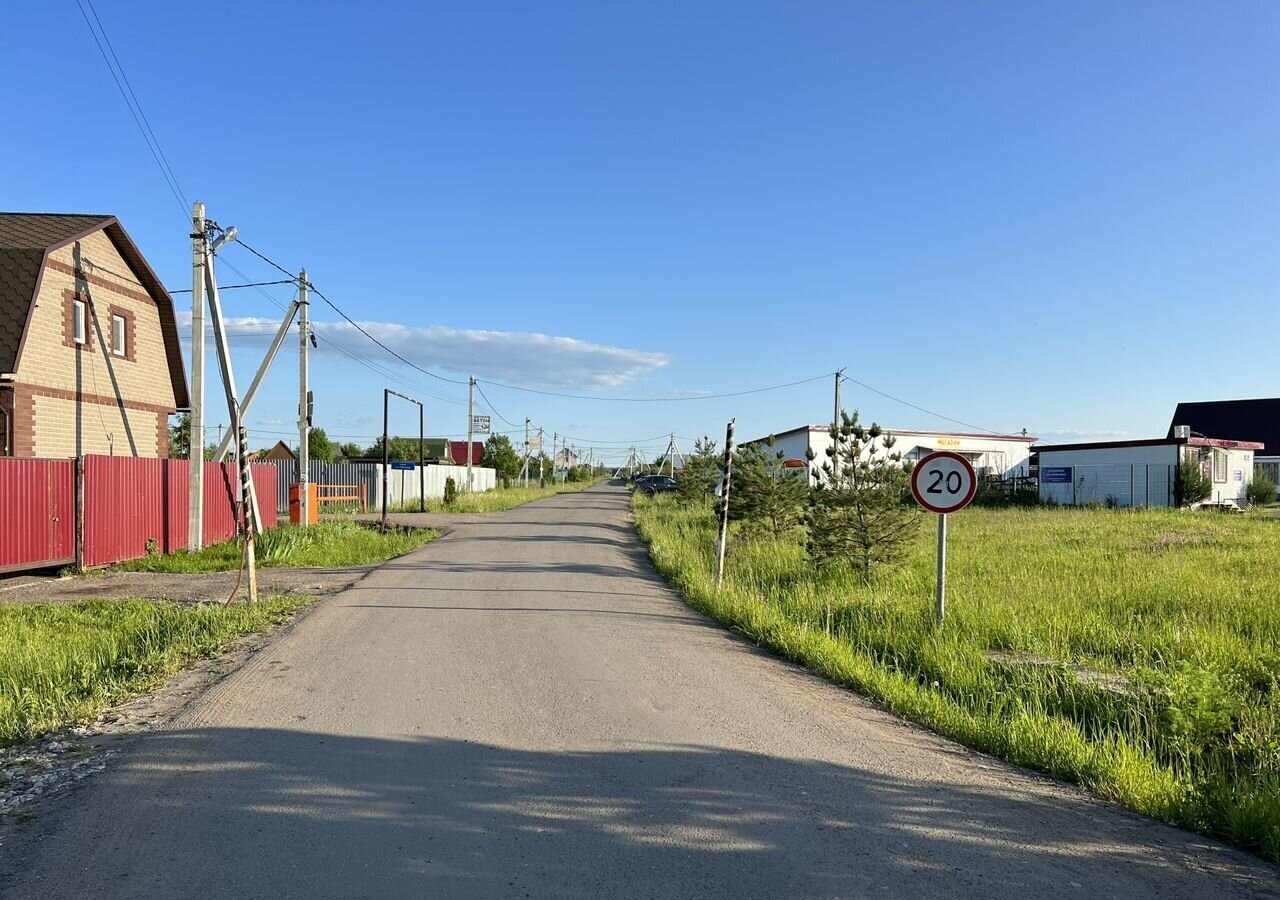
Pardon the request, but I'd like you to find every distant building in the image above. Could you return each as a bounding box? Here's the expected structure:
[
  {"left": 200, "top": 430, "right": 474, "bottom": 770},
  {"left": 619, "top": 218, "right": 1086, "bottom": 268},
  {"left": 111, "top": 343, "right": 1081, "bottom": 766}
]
[
  {"left": 260, "top": 440, "right": 297, "bottom": 461},
  {"left": 743, "top": 425, "right": 1037, "bottom": 485},
  {"left": 448, "top": 440, "right": 484, "bottom": 466},
  {"left": 1168, "top": 398, "right": 1280, "bottom": 487},
  {"left": 0, "top": 213, "right": 189, "bottom": 458},
  {"left": 1034, "top": 434, "right": 1262, "bottom": 508}
]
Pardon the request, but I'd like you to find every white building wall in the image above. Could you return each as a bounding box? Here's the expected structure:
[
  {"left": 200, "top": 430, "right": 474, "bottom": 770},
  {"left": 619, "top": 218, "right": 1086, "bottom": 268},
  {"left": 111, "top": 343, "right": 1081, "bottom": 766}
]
[{"left": 1037, "top": 444, "right": 1179, "bottom": 507}]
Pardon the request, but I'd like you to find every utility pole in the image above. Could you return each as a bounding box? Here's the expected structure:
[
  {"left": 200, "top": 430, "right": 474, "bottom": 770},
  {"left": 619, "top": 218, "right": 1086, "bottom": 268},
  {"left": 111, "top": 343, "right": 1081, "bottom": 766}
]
[
  {"left": 716, "top": 419, "right": 736, "bottom": 588},
  {"left": 537, "top": 427, "right": 545, "bottom": 484},
  {"left": 523, "top": 417, "right": 531, "bottom": 487},
  {"left": 466, "top": 376, "right": 475, "bottom": 493},
  {"left": 552, "top": 433, "right": 558, "bottom": 483},
  {"left": 187, "top": 202, "right": 206, "bottom": 551},
  {"left": 297, "top": 269, "right": 310, "bottom": 527},
  {"left": 833, "top": 368, "right": 845, "bottom": 488}
]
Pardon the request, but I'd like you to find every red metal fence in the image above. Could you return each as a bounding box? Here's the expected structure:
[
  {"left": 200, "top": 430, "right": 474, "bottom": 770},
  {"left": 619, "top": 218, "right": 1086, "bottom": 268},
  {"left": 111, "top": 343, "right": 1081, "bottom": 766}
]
[
  {"left": 0, "top": 459, "right": 75, "bottom": 573},
  {"left": 0, "top": 455, "right": 278, "bottom": 572}
]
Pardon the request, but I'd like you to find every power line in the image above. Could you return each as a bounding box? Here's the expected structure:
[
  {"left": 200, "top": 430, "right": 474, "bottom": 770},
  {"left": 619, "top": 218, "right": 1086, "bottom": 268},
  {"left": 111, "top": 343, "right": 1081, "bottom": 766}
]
[
  {"left": 841, "top": 375, "right": 999, "bottom": 435},
  {"left": 476, "top": 373, "right": 831, "bottom": 403},
  {"left": 473, "top": 381, "right": 520, "bottom": 428},
  {"left": 74, "top": 0, "right": 188, "bottom": 219},
  {"left": 169, "top": 280, "right": 296, "bottom": 294}
]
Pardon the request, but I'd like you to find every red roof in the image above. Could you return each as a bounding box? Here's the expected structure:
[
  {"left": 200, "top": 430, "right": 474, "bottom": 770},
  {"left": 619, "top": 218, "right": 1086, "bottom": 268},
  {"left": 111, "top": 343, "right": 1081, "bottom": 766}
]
[{"left": 448, "top": 441, "right": 484, "bottom": 466}]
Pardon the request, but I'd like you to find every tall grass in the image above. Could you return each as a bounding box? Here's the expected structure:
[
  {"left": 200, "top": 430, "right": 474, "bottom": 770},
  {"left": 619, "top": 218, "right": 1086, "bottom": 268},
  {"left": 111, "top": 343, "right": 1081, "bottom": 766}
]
[
  {"left": 388, "top": 479, "right": 597, "bottom": 514},
  {"left": 633, "top": 495, "right": 1280, "bottom": 863},
  {"left": 117, "top": 522, "right": 438, "bottom": 573},
  {"left": 0, "top": 596, "right": 311, "bottom": 745}
]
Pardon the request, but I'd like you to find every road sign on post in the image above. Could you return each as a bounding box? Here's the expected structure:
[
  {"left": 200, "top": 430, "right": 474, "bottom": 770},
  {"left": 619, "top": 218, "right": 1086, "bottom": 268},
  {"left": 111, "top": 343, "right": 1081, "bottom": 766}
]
[{"left": 910, "top": 451, "right": 977, "bottom": 626}]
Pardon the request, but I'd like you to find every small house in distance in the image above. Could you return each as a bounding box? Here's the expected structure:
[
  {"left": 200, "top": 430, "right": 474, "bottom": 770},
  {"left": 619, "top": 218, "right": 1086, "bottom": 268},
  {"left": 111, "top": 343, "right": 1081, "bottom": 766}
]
[{"left": 1034, "top": 433, "right": 1262, "bottom": 508}]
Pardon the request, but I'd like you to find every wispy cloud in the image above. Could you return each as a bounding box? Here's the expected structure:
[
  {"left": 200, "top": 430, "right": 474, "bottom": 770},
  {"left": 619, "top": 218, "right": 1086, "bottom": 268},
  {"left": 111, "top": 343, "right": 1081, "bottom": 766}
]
[{"left": 176, "top": 313, "right": 670, "bottom": 391}]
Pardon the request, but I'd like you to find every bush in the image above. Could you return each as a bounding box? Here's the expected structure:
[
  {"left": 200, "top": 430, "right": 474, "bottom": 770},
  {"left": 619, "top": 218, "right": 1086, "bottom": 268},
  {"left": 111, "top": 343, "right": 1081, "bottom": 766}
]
[
  {"left": 444, "top": 477, "right": 458, "bottom": 506},
  {"left": 1176, "top": 459, "right": 1212, "bottom": 507},
  {"left": 1247, "top": 470, "right": 1276, "bottom": 507}
]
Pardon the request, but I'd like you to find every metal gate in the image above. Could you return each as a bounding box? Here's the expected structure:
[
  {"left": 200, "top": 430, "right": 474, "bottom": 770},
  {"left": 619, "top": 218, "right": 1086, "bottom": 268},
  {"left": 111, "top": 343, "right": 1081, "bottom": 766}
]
[{"left": 0, "top": 458, "right": 75, "bottom": 573}]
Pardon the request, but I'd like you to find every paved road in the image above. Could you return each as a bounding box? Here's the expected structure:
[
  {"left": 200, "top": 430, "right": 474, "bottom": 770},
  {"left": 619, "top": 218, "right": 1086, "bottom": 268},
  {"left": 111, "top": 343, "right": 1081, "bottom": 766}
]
[{"left": 2, "top": 485, "right": 1275, "bottom": 898}]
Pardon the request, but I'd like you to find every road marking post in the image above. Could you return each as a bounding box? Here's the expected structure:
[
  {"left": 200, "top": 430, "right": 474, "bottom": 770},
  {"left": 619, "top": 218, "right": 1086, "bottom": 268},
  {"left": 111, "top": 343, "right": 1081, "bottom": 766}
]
[{"left": 910, "top": 451, "right": 977, "bottom": 626}]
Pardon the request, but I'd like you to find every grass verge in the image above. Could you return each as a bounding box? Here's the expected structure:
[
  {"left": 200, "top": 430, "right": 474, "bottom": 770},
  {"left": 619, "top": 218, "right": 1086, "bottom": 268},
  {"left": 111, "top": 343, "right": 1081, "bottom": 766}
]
[
  {"left": 0, "top": 596, "right": 312, "bottom": 746},
  {"left": 387, "top": 479, "right": 598, "bottom": 514},
  {"left": 632, "top": 494, "right": 1280, "bottom": 864},
  {"left": 116, "top": 521, "right": 439, "bottom": 574}
]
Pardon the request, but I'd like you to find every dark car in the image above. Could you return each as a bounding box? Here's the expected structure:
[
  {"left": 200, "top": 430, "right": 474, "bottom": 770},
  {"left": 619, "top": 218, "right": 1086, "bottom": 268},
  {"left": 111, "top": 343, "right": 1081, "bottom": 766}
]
[{"left": 638, "top": 475, "right": 678, "bottom": 495}]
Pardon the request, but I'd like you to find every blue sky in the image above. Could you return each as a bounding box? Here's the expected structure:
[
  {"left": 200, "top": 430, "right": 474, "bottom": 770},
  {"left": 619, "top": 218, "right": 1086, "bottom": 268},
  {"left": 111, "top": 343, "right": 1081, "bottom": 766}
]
[{"left": 5, "top": 1, "right": 1278, "bottom": 465}]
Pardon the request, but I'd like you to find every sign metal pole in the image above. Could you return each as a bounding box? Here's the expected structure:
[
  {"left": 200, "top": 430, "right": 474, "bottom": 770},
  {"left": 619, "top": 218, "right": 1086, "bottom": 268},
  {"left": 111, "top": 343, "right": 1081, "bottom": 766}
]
[{"left": 936, "top": 512, "right": 947, "bottom": 626}]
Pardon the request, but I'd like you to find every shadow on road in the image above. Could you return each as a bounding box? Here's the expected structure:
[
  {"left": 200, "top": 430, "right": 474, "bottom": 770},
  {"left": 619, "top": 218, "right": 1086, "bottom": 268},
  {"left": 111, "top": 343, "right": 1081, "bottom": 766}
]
[{"left": 8, "top": 728, "right": 1270, "bottom": 899}]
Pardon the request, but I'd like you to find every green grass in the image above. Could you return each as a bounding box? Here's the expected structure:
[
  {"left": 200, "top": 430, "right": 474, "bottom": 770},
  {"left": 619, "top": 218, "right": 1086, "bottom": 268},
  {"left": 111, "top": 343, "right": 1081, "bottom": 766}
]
[
  {"left": 116, "top": 521, "right": 439, "bottom": 573},
  {"left": 632, "top": 495, "right": 1280, "bottom": 864},
  {"left": 0, "top": 596, "right": 312, "bottom": 745},
  {"left": 387, "top": 479, "right": 598, "bottom": 514}
]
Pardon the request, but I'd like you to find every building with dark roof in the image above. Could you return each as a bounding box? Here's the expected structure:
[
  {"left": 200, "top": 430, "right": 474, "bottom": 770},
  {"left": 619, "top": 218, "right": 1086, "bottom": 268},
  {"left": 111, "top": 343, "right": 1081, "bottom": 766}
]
[
  {"left": 0, "top": 213, "right": 188, "bottom": 458},
  {"left": 1168, "top": 397, "right": 1280, "bottom": 485}
]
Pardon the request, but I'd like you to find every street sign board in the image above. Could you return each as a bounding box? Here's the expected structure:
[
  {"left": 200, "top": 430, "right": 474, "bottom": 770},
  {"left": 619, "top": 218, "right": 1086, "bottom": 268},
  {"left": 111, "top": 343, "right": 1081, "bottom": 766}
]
[
  {"left": 391, "top": 461, "right": 414, "bottom": 471},
  {"left": 911, "top": 451, "right": 977, "bottom": 514},
  {"left": 471, "top": 416, "right": 491, "bottom": 434},
  {"left": 1041, "top": 466, "right": 1073, "bottom": 484}
]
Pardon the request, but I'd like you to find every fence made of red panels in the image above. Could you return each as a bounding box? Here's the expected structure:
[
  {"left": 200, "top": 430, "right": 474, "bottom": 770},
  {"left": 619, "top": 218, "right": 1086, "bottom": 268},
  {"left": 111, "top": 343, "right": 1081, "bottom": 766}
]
[
  {"left": 0, "top": 455, "right": 278, "bottom": 572},
  {"left": 0, "top": 458, "right": 75, "bottom": 573}
]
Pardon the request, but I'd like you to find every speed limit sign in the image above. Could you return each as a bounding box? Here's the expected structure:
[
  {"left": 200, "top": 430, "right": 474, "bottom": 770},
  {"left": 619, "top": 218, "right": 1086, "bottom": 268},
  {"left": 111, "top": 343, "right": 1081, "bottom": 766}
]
[
  {"left": 911, "top": 451, "right": 977, "bottom": 514},
  {"left": 910, "top": 451, "right": 976, "bottom": 627}
]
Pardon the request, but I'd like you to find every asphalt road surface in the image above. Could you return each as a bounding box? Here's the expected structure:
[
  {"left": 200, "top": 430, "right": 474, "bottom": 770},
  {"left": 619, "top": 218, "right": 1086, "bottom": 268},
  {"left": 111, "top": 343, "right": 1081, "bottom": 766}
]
[{"left": 3, "top": 484, "right": 1276, "bottom": 898}]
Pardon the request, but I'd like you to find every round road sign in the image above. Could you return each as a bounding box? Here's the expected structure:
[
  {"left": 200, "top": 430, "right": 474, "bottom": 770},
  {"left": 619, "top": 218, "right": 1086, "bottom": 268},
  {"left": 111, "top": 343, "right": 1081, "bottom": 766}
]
[{"left": 910, "top": 451, "right": 977, "bottom": 514}]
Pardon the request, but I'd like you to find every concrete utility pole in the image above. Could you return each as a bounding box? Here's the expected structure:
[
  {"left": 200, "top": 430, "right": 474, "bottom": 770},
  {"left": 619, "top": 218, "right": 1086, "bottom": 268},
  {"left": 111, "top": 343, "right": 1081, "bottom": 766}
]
[
  {"left": 466, "top": 376, "right": 475, "bottom": 492},
  {"left": 187, "top": 202, "right": 206, "bottom": 551},
  {"left": 833, "top": 368, "right": 846, "bottom": 488},
  {"left": 298, "top": 269, "right": 310, "bottom": 527},
  {"left": 537, "top": 428, "right": 545, "bottom": 484},
  {"left": 523, "top": 417, "right": 531, "bottom": 487},
  {"left": 552, "top": 433, "right": 558, "bottom": 483}
]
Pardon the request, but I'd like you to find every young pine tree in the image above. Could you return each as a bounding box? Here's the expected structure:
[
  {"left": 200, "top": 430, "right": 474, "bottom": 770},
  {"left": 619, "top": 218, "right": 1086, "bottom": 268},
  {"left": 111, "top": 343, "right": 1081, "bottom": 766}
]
[
  {"left": 677, "top": 436, "right": 722, "bottom": 504},
  {"left": 807, "top": 410, "right": 919, "bottom": 580},
  {"left": 729, "top": 437, "right": 808, "bottom": 537}
]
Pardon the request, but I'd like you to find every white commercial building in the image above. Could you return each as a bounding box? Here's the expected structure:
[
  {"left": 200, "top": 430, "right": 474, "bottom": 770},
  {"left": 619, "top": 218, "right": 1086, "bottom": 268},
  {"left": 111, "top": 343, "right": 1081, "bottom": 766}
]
[
  {"left": 1034, "top": 435, "right": 1262, "bottom": 508},
  {"left": 743, "top": 425, "right": 1037, "bottom": 485}
]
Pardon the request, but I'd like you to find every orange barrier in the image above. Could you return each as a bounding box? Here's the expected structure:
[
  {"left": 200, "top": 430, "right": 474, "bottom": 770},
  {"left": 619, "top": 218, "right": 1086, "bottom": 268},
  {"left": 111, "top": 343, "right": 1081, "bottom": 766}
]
[{"left": 316, "top": 483, "right": 367, "bottom": 513}]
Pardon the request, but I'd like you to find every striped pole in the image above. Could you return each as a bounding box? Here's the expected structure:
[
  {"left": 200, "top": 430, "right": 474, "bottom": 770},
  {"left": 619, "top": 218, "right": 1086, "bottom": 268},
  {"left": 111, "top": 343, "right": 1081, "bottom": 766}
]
[{"left": 715, "top": 419, "right": 735, "bottom": 588}]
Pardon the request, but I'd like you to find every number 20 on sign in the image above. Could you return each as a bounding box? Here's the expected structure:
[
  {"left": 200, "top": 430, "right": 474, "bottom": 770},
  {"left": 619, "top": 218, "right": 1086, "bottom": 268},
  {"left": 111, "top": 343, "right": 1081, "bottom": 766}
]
[{"left": 910, "top": 451, "right": 977, "bottom": 626}]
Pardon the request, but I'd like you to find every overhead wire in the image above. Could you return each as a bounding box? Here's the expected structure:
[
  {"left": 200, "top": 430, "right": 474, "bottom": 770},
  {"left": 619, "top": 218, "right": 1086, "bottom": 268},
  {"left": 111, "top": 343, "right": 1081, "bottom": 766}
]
[{"left": 74, "top": 0, "right": 188, "bottom": 219}]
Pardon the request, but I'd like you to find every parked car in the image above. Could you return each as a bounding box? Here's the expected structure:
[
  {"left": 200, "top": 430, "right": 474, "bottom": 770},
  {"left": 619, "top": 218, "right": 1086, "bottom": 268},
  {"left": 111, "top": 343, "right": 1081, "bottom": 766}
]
[{"left": 638, "top": 475, "right": 678, "bottom": 495}]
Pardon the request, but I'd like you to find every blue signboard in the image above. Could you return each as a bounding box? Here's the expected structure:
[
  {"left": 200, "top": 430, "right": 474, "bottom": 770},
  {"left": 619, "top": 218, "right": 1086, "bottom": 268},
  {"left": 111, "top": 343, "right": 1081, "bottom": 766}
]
[
  {"left": 391, "top": 461, "right": 414, "bottom": 471},
  {"left": 1041, "top": 466, "right": 1073, "bottom": 484}
]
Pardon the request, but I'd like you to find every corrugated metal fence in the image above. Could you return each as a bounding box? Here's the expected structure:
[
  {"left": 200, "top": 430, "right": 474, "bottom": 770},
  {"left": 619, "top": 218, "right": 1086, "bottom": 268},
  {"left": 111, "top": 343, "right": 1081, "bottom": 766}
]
[{"left": 0, "top": 455, "right": 278, "bottom": 572}]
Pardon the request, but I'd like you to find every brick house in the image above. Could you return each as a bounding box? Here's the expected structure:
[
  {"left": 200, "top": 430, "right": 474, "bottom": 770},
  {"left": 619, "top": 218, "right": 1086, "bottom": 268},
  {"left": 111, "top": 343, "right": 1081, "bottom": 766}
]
[{"left": 0, "top": 214, "right": 188, "bottom": 458}]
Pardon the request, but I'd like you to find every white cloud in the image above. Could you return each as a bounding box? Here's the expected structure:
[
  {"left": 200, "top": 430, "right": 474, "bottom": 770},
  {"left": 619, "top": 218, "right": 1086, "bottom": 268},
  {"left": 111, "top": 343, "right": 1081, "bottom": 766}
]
[{"left": 175, "top": 313, "right": 669, "bottom": 391}]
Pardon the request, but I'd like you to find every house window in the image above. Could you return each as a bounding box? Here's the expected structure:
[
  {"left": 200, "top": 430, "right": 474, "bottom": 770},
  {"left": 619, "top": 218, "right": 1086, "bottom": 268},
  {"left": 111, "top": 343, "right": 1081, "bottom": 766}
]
[
  {"left": 112, "top": 313, "right": 126, "bottom": 357},
  {"left": 1213, "top": 449, "right": 1228, "bottom": 483},
  {"left": 73, "top": 299, "right": 87, "bottom": 345}
]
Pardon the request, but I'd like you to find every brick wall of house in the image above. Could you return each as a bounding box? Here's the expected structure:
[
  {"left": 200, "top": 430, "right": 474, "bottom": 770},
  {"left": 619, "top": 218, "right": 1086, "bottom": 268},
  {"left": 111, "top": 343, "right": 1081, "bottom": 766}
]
[{"left": 15, "top": 229, "right": 178, "bottom": 458}]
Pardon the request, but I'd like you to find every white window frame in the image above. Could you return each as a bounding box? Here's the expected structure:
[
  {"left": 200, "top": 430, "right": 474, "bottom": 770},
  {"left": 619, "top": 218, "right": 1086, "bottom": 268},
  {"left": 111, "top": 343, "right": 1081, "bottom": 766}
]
[
  {"left": 1213, "top": 449, "right": 1228, "bottom": 484},
  {"left": 111, "top": 313, "right": 126, "bottom": 357},
  {"left": 73, "top": 299, "right": 87, "bottom": 345}
]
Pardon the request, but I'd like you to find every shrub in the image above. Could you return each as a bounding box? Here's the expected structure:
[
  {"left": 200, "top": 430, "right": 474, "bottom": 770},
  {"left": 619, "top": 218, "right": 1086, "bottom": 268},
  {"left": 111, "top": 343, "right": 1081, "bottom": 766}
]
[
  {"left": 1247, "top": 470, "right": 1276, "bottom": 507},
  {"left": 677, "top": 436, "right": 722, "bottom": 504},
  {"left": 444, "top": 477, "right": 458, "bottom": 506},
  {"left": 729, "top": 438, "right": 808, "bottom": 537},
  {"left": 1176, "top": 459, "right": 1212, "bottom": 507}
]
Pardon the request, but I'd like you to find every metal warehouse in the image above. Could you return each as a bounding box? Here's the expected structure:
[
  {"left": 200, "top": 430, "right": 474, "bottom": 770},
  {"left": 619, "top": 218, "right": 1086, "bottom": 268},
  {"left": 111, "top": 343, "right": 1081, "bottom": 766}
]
[
  {"left": 1034, "top": 432, "right": 1263, "bottom": 508},
  {"left": 743, "top": 425, "right": 1037, "bottom": 484}
]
